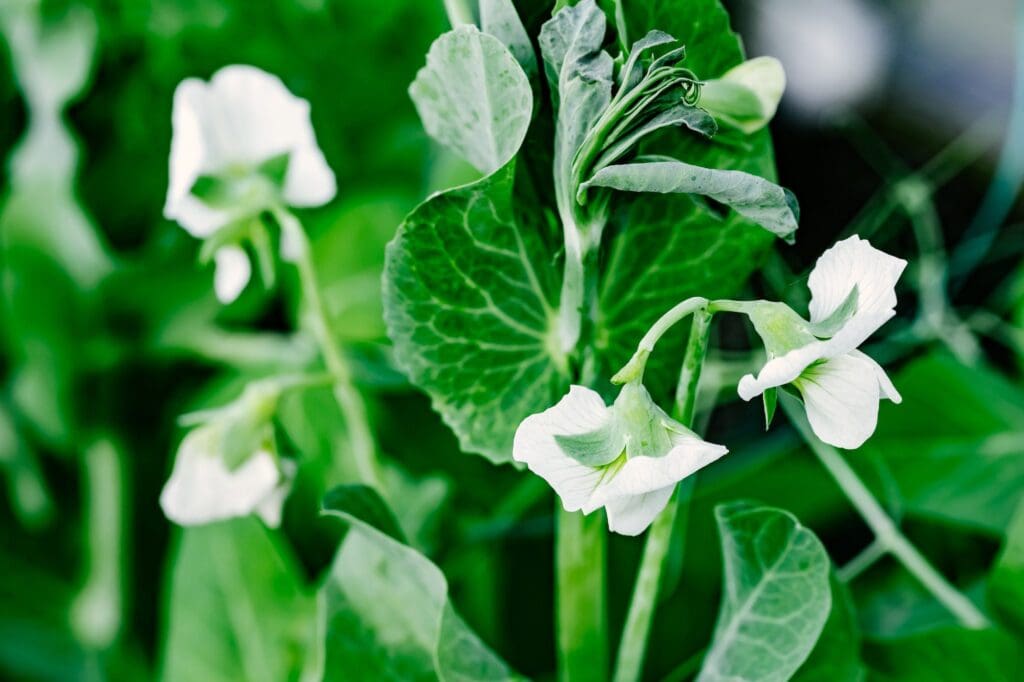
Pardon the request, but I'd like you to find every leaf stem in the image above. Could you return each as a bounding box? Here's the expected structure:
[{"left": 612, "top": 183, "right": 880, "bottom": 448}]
[
  {"left": 272, "top": 206, "right": 382, "bottom": 489},
  {"left": 613, "top": 309, "right": 714, "bottom": 682},
  {"left": 443, "top": 0, "right": 475, "bottom": 27},
  {"left": 557, "top": 506, "right": 608, "bottom": 682},
  {"left": 781, "top": 395, "right": 989, "bottom": 629}
]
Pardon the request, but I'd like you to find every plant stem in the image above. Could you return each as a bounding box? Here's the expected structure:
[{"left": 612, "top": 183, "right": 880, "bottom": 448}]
[
  {"left": 71, "top": 437, "right": 124, "bottom": 650},
  {"left": 837, "top": 538, "right": 887, "bottom": 583},
  {"left": 613, "top": 310, "right": 714, "bottom": 682},
  {"left": 273, "top": 206, "right": 382, "bottom": 489},
  {"left": 443, "top": 0, "right": 475, "bottom": 27},
  {"left": 781, "top": 395, "right": 989, "bottom": 629},
  {"left": 557, "top": 506, "right": 608, "bottom": 682}
]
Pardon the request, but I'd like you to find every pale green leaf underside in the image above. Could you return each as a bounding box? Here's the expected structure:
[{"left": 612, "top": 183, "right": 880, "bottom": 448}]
[
  {"left": 410, "top": 25, "right": 532, "bottom": 175},
  {"left": 582, "top": 160, "right": 798, "bottom": 242},
  {"left": 321, "top": 486, "right": 521, "bottom": 681},
  {"left": 160, "top": 519, "right": 316, "bottom": 682},
  {"left": 479, "top": 0, "right": 537, "bottom": 79},
  {"left": 383, "top": 163, "right": 567, "bottom": 463},
  {"left": 697, "top": 502, "right": 831, "bottom": 682}
]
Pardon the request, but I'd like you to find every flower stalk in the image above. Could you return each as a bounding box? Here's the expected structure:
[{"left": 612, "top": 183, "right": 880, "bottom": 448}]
[
  {"left": 613, "top": 307, "right": 714, "bottom": 682},
  {"left": 272, "top": 206, "right": 382, "bottom": 489}
]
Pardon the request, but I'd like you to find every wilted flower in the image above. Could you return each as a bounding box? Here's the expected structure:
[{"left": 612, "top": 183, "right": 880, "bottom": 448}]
[
  {"left": 164, "top": 64, "right": 336, "bottom": 302},
  {"left": 514, "top": 383, "right": 727, "bottom": 535},
  {"left": 159, "top": 381, "right": 293, "bottom": 527},
  {"left": 737, "top": 235, "right": 906, "bottom": 448}
]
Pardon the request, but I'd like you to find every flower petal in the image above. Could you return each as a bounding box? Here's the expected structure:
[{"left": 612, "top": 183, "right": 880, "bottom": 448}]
[
  {"left": 283, "top": 146, "right": 337, "bottom": 207},
  {"left": 807, "top": 235, "right": 907, "bottom": 325},
  {"left": 213, "top": 245, "right": 251, "bottom": 303},
  {"left": 738, "top": 342, "right": 826, "bottom": 400},
  {"left": 850, "top": 349, "right": 902, "bottom": 403},
  {"left": 512, "top": 386, "right": 610, "bottom": 513},
  {"left": 589, "top": 432, "right": 727, "bottom": 509},
  {"left": 159, "top": 429, "right": 281, "bottom": 526},
  {"left": 604, "top": 486, "right": 675, "bottom": 536},
  {"left": 795, "top": 353, "right": 882, "bottom": 449}
]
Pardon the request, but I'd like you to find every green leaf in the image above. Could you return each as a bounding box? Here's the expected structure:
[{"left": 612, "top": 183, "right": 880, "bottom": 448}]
[
  {"left": 580, "top": 160, "right": 799, "bottom": 242},
  {"left": 410, "top": 25, "right": 533, "bottom": 175},
  {"left": 793, "top": 574, "right": 866, "bottom": 682},
  {"left": 479, "top": 0, "right": 538, "bottom": 78},
  {"left": 862, "top": 627, "right": 1024, "bottom": 681},
  {"left": 862, "top": 352, "right": 1024, "bottom": 534},
  {"left": 593, "top": 105, "right": 717, "bottom": 172},
  {"left": 697, "top": 502, "right": 831, "bottom": 682},
  {"left": 321, "top": 485, "right": 521, "bottom": 681},
  {"left": 539, "top": 0, "right": 613, "bottom": 219},
  {"left": 700, "top": 57, "right": 786, "bottom": 134},
  {"left": 160, "top": 518, "right": 317, "bottom": 682},
  {"left": 988, "top": 499, "right": 1024, "bottom": 634},
  {"left": 322, "top": 484, "right": 406, "bottom": 543},
  {"left": 383, "top": 163, "right": 568, "bottom": 463},
  {"left": 763, "top": 387, "right": 778, "bottom": 429}
]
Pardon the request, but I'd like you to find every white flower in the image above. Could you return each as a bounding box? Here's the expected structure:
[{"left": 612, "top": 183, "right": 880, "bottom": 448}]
[
  {"left": 212, "top": 244, "right": 251, "bottom": 304},
  {"left": 164, "top": 64, "right": 336, "bottom": 299},
  {"left": 159, "top": 426, "right": 293, "bottom": 527},
  {"left": 513, "top": 384, "right": 727, "bottom": 535},
  {"left": 738, "top": 235, "right": 906, "bottom": 448},
  {"left": 159, "top": 380, "right": 292, "bottom": 527}
]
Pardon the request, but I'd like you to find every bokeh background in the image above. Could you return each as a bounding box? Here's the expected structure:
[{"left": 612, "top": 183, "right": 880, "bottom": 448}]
[{"left": 1, "top": 0, "right": 1022, "bottom": 680}]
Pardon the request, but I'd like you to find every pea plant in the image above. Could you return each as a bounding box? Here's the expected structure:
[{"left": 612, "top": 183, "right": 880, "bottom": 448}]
[{"left": 6, "top": 0, "right": 1019, "bottom": 680}]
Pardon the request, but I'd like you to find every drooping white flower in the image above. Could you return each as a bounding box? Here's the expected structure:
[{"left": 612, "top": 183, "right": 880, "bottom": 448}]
[
  {"left": 737, "top": 235, "right": 906, "bottom": 448},
  {"left": 159, "top": 380, "right": 293, "bottom": 527},
  {"left": 514, "top": 383, "right": 727, "bottom": 535},
  {"left": 159, "top": 427, "right": 292, "bottom": 527},
  {"left": 212, "top": 244, "right": 251, "bottom": 304},
  {"left": 164, "top": 64, "right": 336, "bottom": 299}
]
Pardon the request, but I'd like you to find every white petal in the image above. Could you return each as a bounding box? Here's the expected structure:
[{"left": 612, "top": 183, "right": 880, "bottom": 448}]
[
  {"left": 253, "top": 460, "right": 296, "bottom": 528},
  {"left": 589, "top": 432, "right": 727, "bottom": 509},
  {"left": 283, "top": 146, "right": 336, "bottom": 207},
  {"left": 605, "top": 486, "right": 675, "bottom": 536},
  {"left": 204, "top": 65, "right": 316, "bottom": 166},
  {"left": 512, "top": 386, "right": 609, "bottom": 512},
  {"left": 213, "top": 246, "right": 251, "bottom": 303},
  {"left": 850, "top": 349, "right": 902, "bottom": 403},
  {"left": 738, "top": 342, "right": 827, "bottom": 401},
  {"left": 160, "top": 429, "right": 281, "bottom": 526},
  {"left": 807, "top": 235, "right": 907, "bottom": 325},
  {"left": 796, "top": 353, "right": 882, "bottom": 449}
]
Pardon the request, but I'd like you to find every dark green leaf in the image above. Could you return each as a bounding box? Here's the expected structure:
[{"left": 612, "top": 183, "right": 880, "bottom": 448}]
[
  {"left": 988, "top": 499, "right": 1024, "bottom": 634},
  {"left": 322, "top": 484, "right": 407, "bottom": 544},
  {"left": 794, "top": 574, "right": 865, "bottom": 682},
  {"left": 383, "top": 163, "right": 569, "bottom": 463},
  {"left": 862, "top": 627, "right": 1024, "bottom": 681}
]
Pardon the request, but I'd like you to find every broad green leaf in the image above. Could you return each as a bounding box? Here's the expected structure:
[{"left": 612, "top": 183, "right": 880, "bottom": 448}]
[
  {"left": 480, "top": 0, "right": 538, "bottom": 78},
  {"left": 793, "top": 574, "right": 865, "bottom": 682},
  {"left": 159, "top": 518, "right": 317, "bottom": 682},
  {"left": 321, "top": 485, "right": 521, "bottom": 681},
  {"left": 988, "top": 499, "right": 1024, "bottom": 634},
  {"left": 410, "top": 25, "right": 533, "bottom": 175},
  {"left": 383, "top": 163, "right": 568, "bottom": 463},
  {"left": 697, "top": 502, "right": 831, "bottom": 682},
  {"left": 862, "top": 352, "right": 1024, "bottom": 534},
  {"left": 580, "top": 160, "right": 799, "bottom": 242},
  {"left": 862, "top": 627, "right": 1024, "bottom": 681}
]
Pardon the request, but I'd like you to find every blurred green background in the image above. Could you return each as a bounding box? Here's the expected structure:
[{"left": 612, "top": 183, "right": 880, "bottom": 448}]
[{"left": 1, "top": 0, "right": 1023, "bottom": 680}]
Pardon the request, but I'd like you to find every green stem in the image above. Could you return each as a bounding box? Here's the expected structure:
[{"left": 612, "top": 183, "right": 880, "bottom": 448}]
[
  {"left": 613, "top": 310, "right": 714, "bottom": 682},
  {"left": 443, "top": 0, "right": 475, "bottom": 27},
  {"left": 71, "top": 437, "right": 124, "bottom": 650},
  {"left": 837, "top": 538, "right": 887, "bottom": 583},
  {"left": 272, "top": 207, "right": 382, "bottom": 489},
  {"left": 782, "top": 395, "right": 989, "bottom": 629},
  {"left": 557, "top": 507, "right": 608, "bottom": 682}
]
